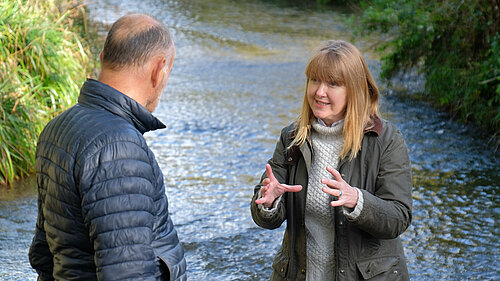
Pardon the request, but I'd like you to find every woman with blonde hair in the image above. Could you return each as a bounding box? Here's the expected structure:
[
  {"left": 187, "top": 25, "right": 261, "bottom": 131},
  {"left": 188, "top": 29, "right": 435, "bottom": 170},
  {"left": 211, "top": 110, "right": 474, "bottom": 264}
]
[{"left": 251, "top": 40, "right": 412, "bottom": 281}]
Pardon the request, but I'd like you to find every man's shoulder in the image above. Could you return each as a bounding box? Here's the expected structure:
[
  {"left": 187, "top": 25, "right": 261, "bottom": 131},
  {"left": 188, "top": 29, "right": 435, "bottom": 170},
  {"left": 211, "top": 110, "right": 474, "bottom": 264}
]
[
  {"left": 41, "top": 104, "right": 146, "bottom": 155},
  {"left": 56, "top": 103, "right": 137, "bottom": 131},
  {"left": 80, "top": 107, "right": 145, "bottom": 148}
]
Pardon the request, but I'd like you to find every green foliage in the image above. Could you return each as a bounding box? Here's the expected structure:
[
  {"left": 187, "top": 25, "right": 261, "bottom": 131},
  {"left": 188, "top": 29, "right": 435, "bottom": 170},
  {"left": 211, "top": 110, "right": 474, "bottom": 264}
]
[
  {"left": 259, "top": 0, "right": 359, "bottom": 6},
  {"left": 354, "top": 0, "right": 500, "bottom": 136},
  {"left": 0, "top": 0, "right": 93, "bottom": 185}
]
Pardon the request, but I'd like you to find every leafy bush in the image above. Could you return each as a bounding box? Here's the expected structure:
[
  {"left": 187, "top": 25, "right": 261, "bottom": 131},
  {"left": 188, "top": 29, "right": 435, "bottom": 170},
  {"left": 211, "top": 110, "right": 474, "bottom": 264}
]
[
  {"left": 0, "top": 0, "right": 94, "bottom": 185},
  {"left": 354, "top": 0, "right": 499, "bottom": 137}
]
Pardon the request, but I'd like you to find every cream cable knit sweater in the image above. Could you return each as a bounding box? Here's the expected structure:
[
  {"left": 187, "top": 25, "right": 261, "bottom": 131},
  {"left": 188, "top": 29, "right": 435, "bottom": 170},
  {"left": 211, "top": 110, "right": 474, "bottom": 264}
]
[{"left": 305, "top": 120, "right": 344, "bottom": 281}]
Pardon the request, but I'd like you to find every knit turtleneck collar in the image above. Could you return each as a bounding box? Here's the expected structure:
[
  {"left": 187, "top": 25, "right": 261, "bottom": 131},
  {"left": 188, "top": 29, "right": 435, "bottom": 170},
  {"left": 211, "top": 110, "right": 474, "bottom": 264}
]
[{"left": 312, "top": 119, "right": 344, "bottom": 137}]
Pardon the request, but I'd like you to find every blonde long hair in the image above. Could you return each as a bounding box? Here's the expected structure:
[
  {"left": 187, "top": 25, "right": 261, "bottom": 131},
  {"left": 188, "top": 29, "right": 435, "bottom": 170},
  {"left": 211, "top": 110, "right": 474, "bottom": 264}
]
[{"left": 290, "top": 40, "right": 379, "bottom": 160}]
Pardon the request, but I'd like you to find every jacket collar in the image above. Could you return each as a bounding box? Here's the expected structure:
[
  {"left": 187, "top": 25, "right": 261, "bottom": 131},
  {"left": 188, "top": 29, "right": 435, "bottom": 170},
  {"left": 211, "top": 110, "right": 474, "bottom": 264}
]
[
  {"left": 365, "top": 115, "right": 382, "bottom": 136},
  {"left": 286, "top": 115, "right": 383, "bottom": 170},
  {"left": 78, "top": 79, "right": 166, "bottom": 134}
]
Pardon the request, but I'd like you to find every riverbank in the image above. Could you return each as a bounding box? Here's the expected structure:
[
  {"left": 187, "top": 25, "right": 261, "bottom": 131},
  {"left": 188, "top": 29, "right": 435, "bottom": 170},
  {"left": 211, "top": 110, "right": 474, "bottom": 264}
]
[
  {"left": 272, "top": 0, "right": 500, "bottom": 146},
  {"left": 0, "top": 0, "right": 98, "bottom": 186},
  {"left": 350, "top": 0, "right": 499, "bottom": 144},
  {"left": 1, "top": 0, "right": 498, "bottom": 187}
]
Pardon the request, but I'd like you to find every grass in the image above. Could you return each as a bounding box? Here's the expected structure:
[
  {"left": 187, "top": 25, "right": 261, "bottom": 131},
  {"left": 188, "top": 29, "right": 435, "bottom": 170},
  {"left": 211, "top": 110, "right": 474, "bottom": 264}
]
[{"left": 0, "top": 0, "right": 95, "bottom": 186}]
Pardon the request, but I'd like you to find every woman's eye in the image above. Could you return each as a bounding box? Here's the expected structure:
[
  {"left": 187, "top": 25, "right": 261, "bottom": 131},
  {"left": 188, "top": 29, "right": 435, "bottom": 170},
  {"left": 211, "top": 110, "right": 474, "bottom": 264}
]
[
  {"left": 310, "top": 78, "right": 318, "bottom": 82},
  {"left": 329, "top": 82, "right": 336, "bottom": 87}
]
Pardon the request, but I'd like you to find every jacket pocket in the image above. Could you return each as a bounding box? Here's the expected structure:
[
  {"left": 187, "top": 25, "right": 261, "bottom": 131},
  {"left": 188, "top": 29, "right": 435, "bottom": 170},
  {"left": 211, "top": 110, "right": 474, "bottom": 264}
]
[
  {"left": 271, "top": 248, "right": 289, "bottom": 279},
  {"left": 356, "top": 256, "right": 400, "bottom": 280}
]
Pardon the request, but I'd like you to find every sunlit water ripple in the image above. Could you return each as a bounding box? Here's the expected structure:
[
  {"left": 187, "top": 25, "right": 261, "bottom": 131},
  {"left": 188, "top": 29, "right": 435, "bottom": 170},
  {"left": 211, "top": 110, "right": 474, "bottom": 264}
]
[{"left": 0, "top": 0, "right": 498, "bottom": 280}]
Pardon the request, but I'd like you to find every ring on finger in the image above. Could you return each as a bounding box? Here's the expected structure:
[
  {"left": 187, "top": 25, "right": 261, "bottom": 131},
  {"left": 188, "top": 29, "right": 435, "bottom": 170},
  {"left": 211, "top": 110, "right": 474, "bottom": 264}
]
[{"left": 338, "top": 191, "right": 342, "bottom": 197}]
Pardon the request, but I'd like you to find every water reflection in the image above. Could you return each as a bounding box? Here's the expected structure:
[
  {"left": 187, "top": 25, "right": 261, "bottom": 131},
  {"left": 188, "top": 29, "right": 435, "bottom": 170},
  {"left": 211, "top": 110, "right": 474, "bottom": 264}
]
[
  {"left": 0, "top": 0, "right": 498, "bottom": 280},
  {"left": 384, "top": 93, "right": 499, "bottom": 280},
  {"left": 0, "top": 177, "right": 37, "bottom": 280}
]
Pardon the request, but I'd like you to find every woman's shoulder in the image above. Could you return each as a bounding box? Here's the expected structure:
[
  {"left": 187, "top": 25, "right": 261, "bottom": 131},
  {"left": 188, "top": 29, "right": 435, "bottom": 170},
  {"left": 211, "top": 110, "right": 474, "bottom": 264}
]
[
  {"left": 379, "top": 118, "right": 404, "bottom": 136},
  {"left": 377, "top": 118, "right": 408, "bottom": 148},
  {"left": 279, "top": 122, "right": 297, "bottom": 140}
]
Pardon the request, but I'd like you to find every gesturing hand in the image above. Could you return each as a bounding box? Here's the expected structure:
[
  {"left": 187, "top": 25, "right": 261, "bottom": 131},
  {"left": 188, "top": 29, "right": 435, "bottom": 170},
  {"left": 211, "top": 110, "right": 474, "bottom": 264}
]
[
  {"left": 255, "top": 164, "right": 302, "bottom": 208},
  {"left": 321, "top": 166, "right": 358, "bottom": 209}
]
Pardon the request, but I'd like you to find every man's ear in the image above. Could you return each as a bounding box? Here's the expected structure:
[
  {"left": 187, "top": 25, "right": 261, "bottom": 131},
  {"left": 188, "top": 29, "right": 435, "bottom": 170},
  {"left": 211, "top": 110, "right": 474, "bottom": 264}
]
[
  {"left": 100, "top": 51, "right": 104, "bottom": 63},
  {"left": 151, "top": 56, "right": 167, "bottom": 88}
]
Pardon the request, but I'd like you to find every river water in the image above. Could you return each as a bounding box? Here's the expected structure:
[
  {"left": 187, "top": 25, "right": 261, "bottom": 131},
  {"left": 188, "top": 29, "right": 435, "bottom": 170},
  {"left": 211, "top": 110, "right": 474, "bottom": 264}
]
[{"left": 1, "top": 0, "right": 499, "bottom": 280}]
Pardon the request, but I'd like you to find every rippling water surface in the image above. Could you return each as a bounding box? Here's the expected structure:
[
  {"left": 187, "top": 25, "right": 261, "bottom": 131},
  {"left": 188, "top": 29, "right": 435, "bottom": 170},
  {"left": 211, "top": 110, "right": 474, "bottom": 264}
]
[{"left": 0, "top": 0, "right": 498, "bottom": 280}]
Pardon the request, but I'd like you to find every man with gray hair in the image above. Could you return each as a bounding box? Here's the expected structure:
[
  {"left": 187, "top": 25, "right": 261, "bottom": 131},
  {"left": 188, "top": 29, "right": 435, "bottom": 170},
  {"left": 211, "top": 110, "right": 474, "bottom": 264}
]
[{"left": 29, "top": 14, "right": 186, "bottom": 280}]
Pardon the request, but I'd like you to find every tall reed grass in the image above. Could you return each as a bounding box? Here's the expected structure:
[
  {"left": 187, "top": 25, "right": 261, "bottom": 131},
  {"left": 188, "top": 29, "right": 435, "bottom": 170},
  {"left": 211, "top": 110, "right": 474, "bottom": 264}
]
[{"left": 0, "top": 0, "right": 95, "bottom": 186}]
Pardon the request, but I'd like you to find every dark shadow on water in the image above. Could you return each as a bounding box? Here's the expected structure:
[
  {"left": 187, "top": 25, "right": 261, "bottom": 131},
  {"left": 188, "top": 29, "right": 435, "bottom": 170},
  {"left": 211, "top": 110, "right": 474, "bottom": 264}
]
[
  {"left": 0, "top": 176, "right": 37, "bottom": 201},
  {"left": 256, "top": 0, "right": 355, "bottom": 13}
]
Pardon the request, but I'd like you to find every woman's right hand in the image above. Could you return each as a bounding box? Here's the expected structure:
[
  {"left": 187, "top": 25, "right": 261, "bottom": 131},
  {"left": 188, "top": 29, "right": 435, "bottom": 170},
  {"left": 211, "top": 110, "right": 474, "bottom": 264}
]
[{"left": 255, "top": 164, "right": 302, "bottom": 208}]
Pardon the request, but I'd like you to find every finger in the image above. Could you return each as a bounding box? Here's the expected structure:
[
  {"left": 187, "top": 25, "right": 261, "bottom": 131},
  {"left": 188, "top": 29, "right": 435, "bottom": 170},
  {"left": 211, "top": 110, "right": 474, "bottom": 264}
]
[
  {"left": 265, "top": 164, "right": 277, "bottom": 182},
  {"left": 255, "top": 197, "right": 267, "bottom": 205},
  {"left": 322, "top": 187, "right": 342, "bottom": 197},
  {"left": 261, "top": 178, "right": 271, "bottom": 186},
  {"left": 321, "top": 178, "right": 340, "bottom": 189},
  {"left": 255, "top": 188, "right": 271, "bottom": 204},
  {"left": 330, "top": 200, "right": 344, "bottom": 207},
  {"left": 326, "top": 166, "right": 343, "bottom": 182},
  {"left": 280, "top": 184, "right": 302, "bottom": 193}
]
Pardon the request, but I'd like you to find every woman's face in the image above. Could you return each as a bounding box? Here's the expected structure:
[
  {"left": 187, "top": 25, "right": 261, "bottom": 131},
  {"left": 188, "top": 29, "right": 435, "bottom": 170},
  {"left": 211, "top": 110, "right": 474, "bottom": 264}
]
[{"left": 307, "top": 79, "right": 347, "bottom": 126}]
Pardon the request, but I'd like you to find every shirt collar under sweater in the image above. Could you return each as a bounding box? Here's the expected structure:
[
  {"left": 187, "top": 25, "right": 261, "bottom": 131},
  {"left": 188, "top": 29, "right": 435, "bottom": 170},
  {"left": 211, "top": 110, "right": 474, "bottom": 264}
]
[
  {"left": 78, "top": 79, "right": 166, "bottom": 134},
  {"left": 317, "top": 118, "right": 344, "bottom": 128}
]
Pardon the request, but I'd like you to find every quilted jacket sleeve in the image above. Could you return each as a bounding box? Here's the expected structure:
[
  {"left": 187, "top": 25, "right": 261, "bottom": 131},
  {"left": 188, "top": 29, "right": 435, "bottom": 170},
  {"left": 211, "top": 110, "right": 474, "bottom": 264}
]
[{"left": 79, "top": 136, "right": 161, "bottom": 281}]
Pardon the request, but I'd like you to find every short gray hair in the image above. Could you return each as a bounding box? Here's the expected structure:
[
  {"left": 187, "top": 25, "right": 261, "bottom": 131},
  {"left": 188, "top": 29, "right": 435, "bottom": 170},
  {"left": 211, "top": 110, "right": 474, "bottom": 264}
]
[{"left": 102, "top": 14, "right": 172, "bottom": 70}]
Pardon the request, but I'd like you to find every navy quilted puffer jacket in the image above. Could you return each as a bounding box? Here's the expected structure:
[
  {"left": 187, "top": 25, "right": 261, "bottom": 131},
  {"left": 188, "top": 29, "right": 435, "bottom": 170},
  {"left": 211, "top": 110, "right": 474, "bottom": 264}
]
[{"left": 29, "top": 79, "right": 186, "bottom": 281}]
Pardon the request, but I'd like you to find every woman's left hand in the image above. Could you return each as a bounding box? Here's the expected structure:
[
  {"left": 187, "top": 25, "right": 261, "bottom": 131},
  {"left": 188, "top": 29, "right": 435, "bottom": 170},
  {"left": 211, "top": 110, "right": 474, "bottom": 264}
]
[{"left": 321, "top": 166, "right": 358, "bottom": 209}]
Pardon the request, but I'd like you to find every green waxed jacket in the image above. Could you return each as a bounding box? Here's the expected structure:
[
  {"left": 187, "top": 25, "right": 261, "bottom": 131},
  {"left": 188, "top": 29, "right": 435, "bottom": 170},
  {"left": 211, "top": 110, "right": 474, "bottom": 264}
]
[{"left": 251, "top": 117, "right": 412, "bottom": 281}]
